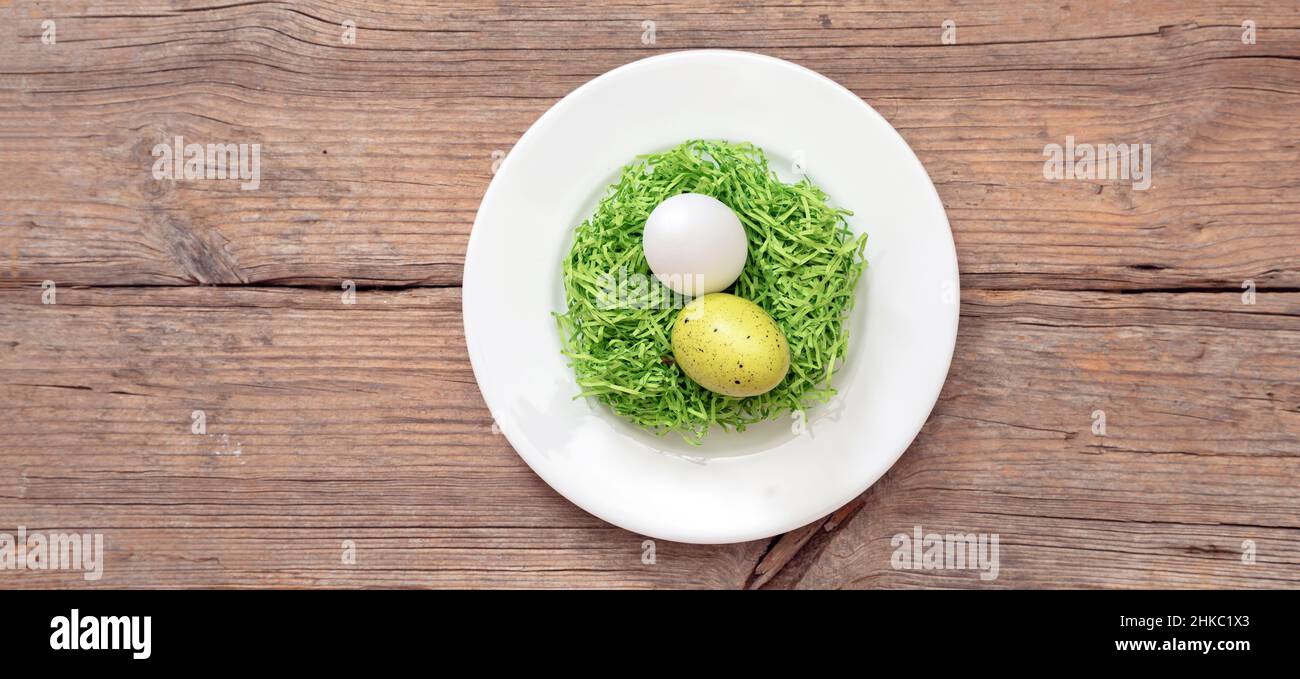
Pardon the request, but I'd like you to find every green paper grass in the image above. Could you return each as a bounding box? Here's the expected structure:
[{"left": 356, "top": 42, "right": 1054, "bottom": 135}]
[{"left": 555, "top": 140, "right": 867, "bottom": 443}]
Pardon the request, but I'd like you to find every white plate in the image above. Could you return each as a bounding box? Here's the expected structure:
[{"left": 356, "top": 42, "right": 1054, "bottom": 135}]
[{"left": 464, "top": 50, "right": 958, "bottom": 544}]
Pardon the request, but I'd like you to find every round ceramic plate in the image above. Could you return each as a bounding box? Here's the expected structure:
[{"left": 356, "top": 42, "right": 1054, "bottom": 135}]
[{"left": 464, "top": 50, "right": 958, "bottom": 544}]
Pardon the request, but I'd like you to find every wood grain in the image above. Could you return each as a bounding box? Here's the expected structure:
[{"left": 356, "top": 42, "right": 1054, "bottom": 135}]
[
  {"left": 773, "top": 290, "right": 1300, "bottom": 588},
  {"left": 0, "top": 286, "right": 767, "bottom": 587},
  {"left": 0, "top": 1, "right": 1297, "bottom": 588},
  {"left": 1, "top": 286, "right": 1294, "bottom": 587},
  {"left": 2, "top": 1, "right": 1298, "bottom": 289}
]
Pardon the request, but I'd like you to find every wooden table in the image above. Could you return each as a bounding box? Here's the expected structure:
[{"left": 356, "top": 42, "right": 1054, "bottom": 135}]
[{"left": 2, "top": 1, "right": 1297, "bottom": 588}]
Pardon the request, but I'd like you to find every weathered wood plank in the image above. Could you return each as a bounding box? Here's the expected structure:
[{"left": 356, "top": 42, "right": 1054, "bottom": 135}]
[
  {"left": 778, "top": 289, "right": 1300, "bottom": 588},
  {"left": 0, "top": 286, "right": 766, "bottom": 587},
  {"left": 1, "top": 1, "right": 1297, "bottom": 289},
  {"left": 1, "top": 286, "right": 1295, "bottom": 587}
]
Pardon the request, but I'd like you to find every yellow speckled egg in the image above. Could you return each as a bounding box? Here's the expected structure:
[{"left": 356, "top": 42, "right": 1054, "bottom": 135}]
[{"left": 671, "top": 293, "right": 790, "bottom": 398}]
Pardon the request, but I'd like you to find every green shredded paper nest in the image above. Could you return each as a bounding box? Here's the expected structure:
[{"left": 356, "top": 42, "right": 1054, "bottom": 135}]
[{"left": 555, "top": 140, "right": 867, "bottom": 443}]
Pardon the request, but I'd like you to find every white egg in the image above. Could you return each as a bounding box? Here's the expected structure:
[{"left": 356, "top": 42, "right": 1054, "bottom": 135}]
[{"left": 641, "top": 193, "right": 748, "bottom": 296}]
